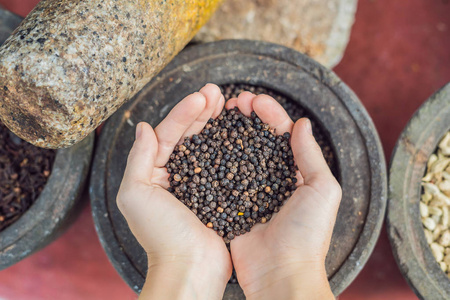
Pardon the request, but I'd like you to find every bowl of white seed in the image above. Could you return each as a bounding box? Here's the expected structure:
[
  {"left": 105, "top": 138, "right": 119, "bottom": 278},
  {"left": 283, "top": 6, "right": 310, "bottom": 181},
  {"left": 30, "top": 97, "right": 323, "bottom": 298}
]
[{"left": 388, "top": 82, "right": 450, "bottom": 300}]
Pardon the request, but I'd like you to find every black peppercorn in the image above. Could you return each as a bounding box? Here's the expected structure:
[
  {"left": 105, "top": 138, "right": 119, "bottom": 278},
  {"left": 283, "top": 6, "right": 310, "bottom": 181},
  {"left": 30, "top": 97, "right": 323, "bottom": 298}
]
[{"left": 166, "top": 107, "right": 297, "bottom": 242}]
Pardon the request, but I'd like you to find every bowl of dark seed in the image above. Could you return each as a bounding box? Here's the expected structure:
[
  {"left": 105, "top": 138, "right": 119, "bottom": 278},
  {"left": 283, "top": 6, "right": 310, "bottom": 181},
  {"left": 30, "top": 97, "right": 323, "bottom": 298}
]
[
  {"left": 388, "top": 82, "right": 450, "bottom": 300},
  {"left": 166, "top": 108, "right": 297, "bottom": 242},
  {"left": 0, "top": 8, "right": 95, "bottom": 270},
  {"left": 0, "top": 120, "right": 94, "bottom": 269},
  {"left": 90, "top": 40, "right": 386, "bottom": 299}
]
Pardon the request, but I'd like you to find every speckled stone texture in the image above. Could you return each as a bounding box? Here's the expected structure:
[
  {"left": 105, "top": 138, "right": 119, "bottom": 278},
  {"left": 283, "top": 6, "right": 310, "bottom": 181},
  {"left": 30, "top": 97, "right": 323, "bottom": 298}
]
[
  {"left": 193, "top": 0, "right": 357, "bottom": 68},
  {"left": 0, "top": 0, "right": 222, "bottom": 149}
]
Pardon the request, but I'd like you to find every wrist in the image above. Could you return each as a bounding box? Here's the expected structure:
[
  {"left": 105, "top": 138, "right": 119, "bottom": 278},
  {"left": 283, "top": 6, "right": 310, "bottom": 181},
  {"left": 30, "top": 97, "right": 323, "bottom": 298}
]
[
  {"left": 243, "top": 261, "right": 334, "bottom": 300},
  {"left": 140, "top": 255, "right": 229, "bottom": 300}
]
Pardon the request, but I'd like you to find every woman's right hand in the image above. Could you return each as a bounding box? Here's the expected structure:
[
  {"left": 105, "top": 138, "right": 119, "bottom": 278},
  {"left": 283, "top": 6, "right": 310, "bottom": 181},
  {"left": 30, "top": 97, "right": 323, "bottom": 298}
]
[{"left": 226, "top": 92, "right": 341, "bottom": 300}]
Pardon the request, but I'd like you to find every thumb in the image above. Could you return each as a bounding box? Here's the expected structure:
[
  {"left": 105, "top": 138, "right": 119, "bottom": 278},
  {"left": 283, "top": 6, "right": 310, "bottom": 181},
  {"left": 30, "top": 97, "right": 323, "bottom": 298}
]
[
  {"left": 274, "top": 119, "right": 341, "bottom": 249},
  {"left": 288, "top": 118, "right": 341, "bottom": 220},
  {"left": 291, "top": 118, "right": 338, "bottom": 194},
  {"left": 121, "top": 122, "right": 158, "bottom": 188}
]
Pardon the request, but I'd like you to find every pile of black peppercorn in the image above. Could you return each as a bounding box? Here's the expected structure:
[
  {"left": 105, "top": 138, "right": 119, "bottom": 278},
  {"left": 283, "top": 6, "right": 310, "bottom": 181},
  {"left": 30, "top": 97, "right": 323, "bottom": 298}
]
[
  {"left": 221, "top": 84, "right": 337, "bottom": 175},
  {"left": 167, "top": 108, "right": 297, "bottom": 242}
]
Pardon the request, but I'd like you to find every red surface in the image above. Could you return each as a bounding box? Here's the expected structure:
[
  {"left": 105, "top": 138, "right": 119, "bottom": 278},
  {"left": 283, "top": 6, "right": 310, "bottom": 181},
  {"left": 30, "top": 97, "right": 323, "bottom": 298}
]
[
  {"left": 0, "top": 0, "right": 450, "bottom": 299},
  {"left": 0, "top": 203, "right": 136, "bottom": 300}
]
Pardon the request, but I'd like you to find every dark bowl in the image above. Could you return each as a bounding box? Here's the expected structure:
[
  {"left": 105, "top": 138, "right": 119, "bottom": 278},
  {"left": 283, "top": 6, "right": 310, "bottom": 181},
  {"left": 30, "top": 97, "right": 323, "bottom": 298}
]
[
  {"left": 0, "top": 133, "right": 94, "bottom": 269},
  {"left": 90, "top": 40, "right": 387, "bottom": 298},
  {"left": 388, "top": 82, "right": 450, "bottom": 300}
]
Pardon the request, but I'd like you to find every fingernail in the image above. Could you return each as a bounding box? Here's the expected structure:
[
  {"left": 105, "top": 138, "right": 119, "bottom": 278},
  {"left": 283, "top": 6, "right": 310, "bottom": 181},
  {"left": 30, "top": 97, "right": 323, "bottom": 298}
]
[
  {"left": 305, "top": 119, "right": 312, "bottom": 135},
  {"left": 136, "top": 123, "right": 143, "bottom": 140}
]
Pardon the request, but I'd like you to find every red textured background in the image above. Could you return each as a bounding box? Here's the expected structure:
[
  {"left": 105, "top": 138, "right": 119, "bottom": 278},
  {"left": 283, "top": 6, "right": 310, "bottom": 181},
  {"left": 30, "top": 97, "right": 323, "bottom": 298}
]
[{"left": 0, "top": 0, "right": 449, "bottom": 299}]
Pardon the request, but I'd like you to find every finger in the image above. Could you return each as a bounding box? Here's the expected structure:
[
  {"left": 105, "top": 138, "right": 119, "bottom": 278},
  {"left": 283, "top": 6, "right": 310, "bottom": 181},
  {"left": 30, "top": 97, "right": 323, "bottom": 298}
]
[
  {"left": 154, "top": 92, "right": 206, "bottom": 167},
  {"left": 121, "top": 122, "right": 158, "bottom": 187},
  {"left": 225, "top": 98, "right": 238, "bottom": 110},
  {"left": 287, "top": 118, "right": 341, "bottom": 229},
  {"left": 295, "top": 170, "right": 304, "bottom": 186},
  {"left": 252, "top": 94, "right": 294, "bottom": 135},
  {"left": 212, "top": 95, "right": 225, "bottom": 118},
  {"left": 236, "top": 91, "right": 256, "bottom": 117},
  {"left": 151, "top": 167, "right": 170, "bottom": 189},
  {"left": 291, "top": 118, "right": 335, "bottom": 187},
  {"left": 182, "top": 83, "right": 223, "bottom": 138}
]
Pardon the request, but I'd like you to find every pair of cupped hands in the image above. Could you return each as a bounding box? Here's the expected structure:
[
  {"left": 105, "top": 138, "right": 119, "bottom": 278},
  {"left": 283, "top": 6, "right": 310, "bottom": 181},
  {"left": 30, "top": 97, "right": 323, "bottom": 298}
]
[{"left": 117, "top": 84, "right": 341, "bottom": 300}]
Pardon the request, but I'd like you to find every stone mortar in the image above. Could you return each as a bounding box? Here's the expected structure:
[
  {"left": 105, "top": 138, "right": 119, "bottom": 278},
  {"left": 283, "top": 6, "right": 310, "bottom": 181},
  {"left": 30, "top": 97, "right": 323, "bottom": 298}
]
[
  {"left": 0, "top": 0, "right": 222, "bottom": 149},
  {"left": 0, "top": 7, "right": 95, "bottom": 270},
  {"left": 192, "top": 0, "right": 357, "bottom": 68}
]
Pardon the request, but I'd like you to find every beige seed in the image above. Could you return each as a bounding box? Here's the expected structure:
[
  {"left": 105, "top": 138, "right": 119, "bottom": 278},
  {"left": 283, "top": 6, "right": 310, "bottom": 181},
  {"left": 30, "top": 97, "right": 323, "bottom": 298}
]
[
  {"left": 261, "top": 217, "right": 267, "bottom": 224},
  {"left": 423, "top": 182, "right": 441, "bottom": 195},
  {"left": 427, "top": 154, "right": 438, "bottom": 169},
  {"left": 422, "top": 172, "right": 434, "bottom": 182},
  {"left": 423, "top": 217, "right": 437, "bottom": 231},
  {"left": 265, "top": 186, "right": 271, "bottom": 193},
  {"left": 424, "top": 229, "right": 433, "bottom": 244},
  {"left": 444, "top": 253, "right": 450, "bottom": 265},
  {"left": 173, "top": 174, "right": 182, "bottom": 182},
  {"left": 206, "top": 222, "right": 213, "bottom": 228},
  {"left": 430, "top": 199, "right": 444, "bottom": 207},
  {"left": 431, "top": 214, "right": 441, "bottom": 225},
  {"left": 420, "top": 202, "right": 429, "bottom": 218},
  {"left": 442, "top": 206, "right": 449, "bottom": 227},
  {"left": 440, "top": 261, "right": 448, "bottom": 272},
  {"left": 439, "top": 132, "right": 450, "bottom": 155},
  {"left": 440, "top": 231, "right": 450, "bottom": 247},
  {"left": 430, "top": 157, "right": 450, "bottom": 173},
  {"left": 440, "top": 180, "right": 450, "bottom": 193},
  {"left": 217, "top": 207, "right": 224, "bottom": 213},
  {"left": 436, "top": 192, "right": 450, "bottom": 205},
  {"left": 429, "top": 206, "right": 443, "bottom": 216},
  {"left": 432, "top": 225, "right": 444, "bottom": 241},
  {"left": 443, "top": 172, "right": 450, "bottom": 181},
  {"left": 431, "top": 215, "right": 441, "bottom": 225},
  {"left": 431, "top": 243, "right": 444, "bottom": 262},
  {"left": 422, "top": 192, "right": 432, "bottom": 204},
  {"left": 194, "top": 167, "right": 202, "bottom": 174}
]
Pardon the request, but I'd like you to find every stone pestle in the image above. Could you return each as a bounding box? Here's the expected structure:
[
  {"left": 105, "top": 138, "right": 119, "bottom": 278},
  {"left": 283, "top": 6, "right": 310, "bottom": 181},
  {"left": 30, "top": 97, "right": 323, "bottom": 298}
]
[{"left": 0, "top": 0, "right": 222, "bottom": 149}]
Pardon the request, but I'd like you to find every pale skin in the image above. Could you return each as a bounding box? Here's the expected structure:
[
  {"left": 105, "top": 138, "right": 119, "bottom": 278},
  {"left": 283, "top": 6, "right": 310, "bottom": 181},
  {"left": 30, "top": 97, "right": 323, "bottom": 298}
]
[{"left": 117, "top": 83, "right": 341, "bottom": 300}]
